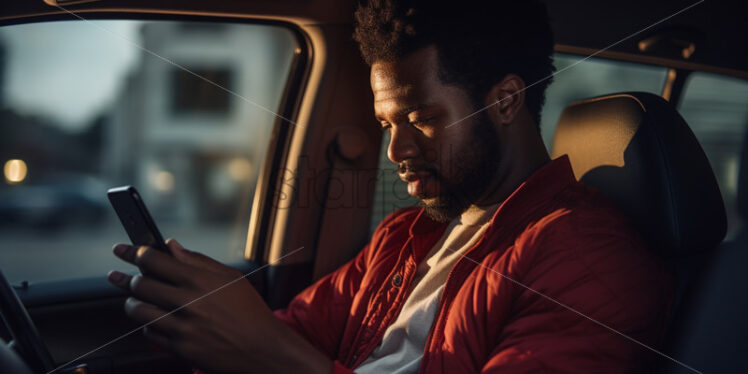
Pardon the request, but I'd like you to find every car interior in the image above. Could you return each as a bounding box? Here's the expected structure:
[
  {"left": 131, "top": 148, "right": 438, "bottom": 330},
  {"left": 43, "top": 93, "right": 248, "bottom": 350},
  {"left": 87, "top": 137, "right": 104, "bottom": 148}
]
[{"left": 0, "top": 0, "right": 746, "bottom": 373}]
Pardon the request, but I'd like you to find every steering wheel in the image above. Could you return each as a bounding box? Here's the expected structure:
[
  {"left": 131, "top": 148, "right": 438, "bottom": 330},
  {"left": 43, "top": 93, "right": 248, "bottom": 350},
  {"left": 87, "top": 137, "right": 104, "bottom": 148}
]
[{"left": 0, "top": 269, "right": 55, "bottom": 374}]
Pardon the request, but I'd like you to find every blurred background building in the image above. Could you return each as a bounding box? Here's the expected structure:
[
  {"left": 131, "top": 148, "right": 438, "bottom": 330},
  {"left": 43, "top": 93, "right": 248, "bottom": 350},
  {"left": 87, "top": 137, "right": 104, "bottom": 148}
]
[{"left": 104, "top": 22, "right": 295, "bottom": 224}]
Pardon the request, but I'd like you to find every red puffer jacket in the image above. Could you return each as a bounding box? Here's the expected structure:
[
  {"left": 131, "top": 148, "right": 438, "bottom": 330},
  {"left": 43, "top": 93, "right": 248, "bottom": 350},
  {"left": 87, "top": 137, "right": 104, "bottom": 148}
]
[{"left": 274, "top": 155, "right": 673, "bottom": 373}]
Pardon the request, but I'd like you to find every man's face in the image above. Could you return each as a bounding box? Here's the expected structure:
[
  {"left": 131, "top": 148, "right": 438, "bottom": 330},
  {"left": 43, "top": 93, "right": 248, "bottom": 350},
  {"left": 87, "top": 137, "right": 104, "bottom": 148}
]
[{"left": 371, "top": 46, "right": 502, "bottom": 222}]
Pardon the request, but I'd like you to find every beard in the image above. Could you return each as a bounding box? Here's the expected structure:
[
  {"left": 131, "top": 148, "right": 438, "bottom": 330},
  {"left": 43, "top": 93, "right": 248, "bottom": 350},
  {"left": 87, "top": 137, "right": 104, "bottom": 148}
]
[{"left": 400, "top": 112, "right": 501, "bottom": 222}]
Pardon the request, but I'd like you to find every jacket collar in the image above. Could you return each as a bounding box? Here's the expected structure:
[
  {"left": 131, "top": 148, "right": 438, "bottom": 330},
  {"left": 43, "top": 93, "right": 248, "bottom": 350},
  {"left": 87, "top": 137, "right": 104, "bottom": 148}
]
[{"left": 408, "top": 154, "right": 578, "bottom": 240}]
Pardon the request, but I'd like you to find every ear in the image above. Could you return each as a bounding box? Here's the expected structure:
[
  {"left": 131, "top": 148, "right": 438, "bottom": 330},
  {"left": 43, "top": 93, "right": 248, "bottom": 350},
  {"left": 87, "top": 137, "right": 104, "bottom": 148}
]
[{"left": 484, "top": 74, "right": 526, "bottom": 126}]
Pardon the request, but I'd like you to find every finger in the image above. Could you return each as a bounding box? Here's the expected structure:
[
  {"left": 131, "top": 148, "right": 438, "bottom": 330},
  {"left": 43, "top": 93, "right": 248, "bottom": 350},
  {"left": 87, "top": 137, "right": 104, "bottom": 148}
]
[
  {"left": 113, "top": 243, "right": 136, "bottom": 264},
  {"left": 166, "top": 238, "right": 236, "bottom": 275},
  {"left": 132, "top": 246, "right": 194, "bottom": 286},
  {"left": 125, "top": 297, "right": 183, "bottom": 333},
  {"left": 165, "top": 238, "right": 187, "bottom": 257},
  {"left": 128, "top": 274, "right": 190, "bottom": 310},
  {"left": 107, "top": 270, "right": 133, "bottom": 291},
  {"left": 114, "top": 244, "right": 195, "bottom": 284}
]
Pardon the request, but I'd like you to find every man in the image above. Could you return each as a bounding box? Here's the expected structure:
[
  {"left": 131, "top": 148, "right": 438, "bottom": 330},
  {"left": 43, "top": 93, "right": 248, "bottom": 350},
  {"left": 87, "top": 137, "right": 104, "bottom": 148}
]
[{"left": 107, "top": 1, "right": 673, "bottom": 373}]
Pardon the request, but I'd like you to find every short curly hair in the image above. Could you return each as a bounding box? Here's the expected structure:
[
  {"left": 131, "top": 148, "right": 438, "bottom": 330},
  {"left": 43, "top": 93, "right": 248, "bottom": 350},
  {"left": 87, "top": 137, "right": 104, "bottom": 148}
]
[{"left": 354, "top": 0, "right": 555, "bottom": 126}]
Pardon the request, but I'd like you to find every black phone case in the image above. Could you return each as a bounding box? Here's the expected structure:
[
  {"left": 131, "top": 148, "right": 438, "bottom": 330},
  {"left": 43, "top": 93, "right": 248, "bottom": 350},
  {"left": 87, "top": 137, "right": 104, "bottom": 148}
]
[{"left": 107, "top": 185, "right": 170, "bottom": 253}]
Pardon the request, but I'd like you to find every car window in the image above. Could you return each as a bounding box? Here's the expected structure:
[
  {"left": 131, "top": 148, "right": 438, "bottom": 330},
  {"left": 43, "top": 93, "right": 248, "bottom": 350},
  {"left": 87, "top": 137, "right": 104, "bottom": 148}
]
[
  {"left": 0, "top": 20, "right": 298, "bottom": 283},
  {"left": 678, "top": 72, "right": 748, "bottom": 237},
  {"left": 368, "top": 53, "right": 668, "bottom": 234}
]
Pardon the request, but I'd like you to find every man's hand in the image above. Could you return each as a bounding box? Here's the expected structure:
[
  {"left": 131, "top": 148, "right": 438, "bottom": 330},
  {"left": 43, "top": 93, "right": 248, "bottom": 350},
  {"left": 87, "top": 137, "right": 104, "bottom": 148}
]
[{"left": 107, "top": 239, "right": 333, "bottom": 374}]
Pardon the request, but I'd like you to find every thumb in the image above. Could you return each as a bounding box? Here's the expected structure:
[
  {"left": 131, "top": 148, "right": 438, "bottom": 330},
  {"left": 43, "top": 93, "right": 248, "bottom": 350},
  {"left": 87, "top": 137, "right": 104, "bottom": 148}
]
[{"left": 165, "top": 238, "right": 230, "bottom": 274}]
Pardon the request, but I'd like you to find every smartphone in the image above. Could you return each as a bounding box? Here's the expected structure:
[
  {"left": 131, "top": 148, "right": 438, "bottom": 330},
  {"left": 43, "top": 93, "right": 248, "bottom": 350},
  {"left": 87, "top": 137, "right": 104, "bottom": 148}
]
[{"left": 107, "top": 185, "right": 170, "bottom": 254}]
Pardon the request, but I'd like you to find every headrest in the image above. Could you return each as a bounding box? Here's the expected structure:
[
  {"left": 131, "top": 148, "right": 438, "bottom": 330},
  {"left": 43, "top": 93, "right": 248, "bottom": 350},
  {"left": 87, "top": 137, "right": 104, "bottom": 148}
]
[
  {"left": 551, "top": 92, "right": 726, "bottom": 256},
  {"left": 737, "top": 129, "right": 748, "bottom": 218}
]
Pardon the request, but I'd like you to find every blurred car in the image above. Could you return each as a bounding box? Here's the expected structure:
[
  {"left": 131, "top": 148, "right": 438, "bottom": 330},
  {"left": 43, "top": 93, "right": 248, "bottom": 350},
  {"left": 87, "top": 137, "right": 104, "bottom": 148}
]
[{"left": 0, "top": 175, "right": 107, "bottom": 230}]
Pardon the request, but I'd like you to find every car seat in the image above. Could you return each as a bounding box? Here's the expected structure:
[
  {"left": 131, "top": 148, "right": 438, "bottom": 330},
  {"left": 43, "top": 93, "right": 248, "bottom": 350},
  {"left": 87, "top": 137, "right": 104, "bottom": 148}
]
[
  {"left": 658, "top": 126, "right": 748, "bottom": 373},
  {"left": 549, "top": 92, "right": 727, "bottom": 372}
]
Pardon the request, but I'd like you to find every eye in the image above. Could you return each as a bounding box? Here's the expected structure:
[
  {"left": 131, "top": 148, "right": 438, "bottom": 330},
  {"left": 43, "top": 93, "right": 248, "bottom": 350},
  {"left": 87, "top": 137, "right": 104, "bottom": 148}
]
[
  {"left": 408, "top": 117, "right": 435, "bottom": 127},
  {"left": 381, "top": 123, "right": 392, "bottom": 133}
]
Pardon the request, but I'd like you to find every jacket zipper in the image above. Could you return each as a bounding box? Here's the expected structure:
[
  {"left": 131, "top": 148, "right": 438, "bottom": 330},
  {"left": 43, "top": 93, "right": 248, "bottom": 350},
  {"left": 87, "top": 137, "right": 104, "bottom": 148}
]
[{"left": 348, "top": 237, "right": 415, "bottom": 367}]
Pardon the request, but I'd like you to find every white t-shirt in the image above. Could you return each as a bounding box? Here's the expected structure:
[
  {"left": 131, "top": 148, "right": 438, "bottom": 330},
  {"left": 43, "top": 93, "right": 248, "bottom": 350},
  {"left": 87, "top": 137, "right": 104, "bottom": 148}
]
[{"left": 355, "top": 203, "right": 499, "bottom": 373}]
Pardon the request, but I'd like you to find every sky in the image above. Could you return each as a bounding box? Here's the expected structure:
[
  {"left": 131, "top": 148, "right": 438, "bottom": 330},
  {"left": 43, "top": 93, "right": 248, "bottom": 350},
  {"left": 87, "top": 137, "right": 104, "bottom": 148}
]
[{"left": 1, "top": 20, "right": 143, "bottom": 132}]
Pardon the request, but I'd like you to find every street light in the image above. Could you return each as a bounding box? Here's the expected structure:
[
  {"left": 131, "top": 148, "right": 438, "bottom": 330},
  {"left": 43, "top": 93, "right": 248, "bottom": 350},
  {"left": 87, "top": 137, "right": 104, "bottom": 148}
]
[{"left": 4, "top": 159, "right": 28, "bottom": 184}]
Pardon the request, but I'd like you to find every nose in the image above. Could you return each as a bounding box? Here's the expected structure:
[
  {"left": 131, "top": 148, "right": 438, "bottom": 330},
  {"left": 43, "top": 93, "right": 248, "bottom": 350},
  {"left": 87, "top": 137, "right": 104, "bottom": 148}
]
[{"left": 387, "top": 126, "right": 420, "bottom": 164}]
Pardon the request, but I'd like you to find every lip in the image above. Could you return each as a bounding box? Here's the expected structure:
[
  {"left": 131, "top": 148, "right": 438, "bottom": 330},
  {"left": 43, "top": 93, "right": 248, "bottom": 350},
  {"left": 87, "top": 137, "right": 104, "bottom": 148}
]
[
  {"left": 399, "top": 171, "right": 431, "bottom": 183},
  {"left": 401, "top": 173, "right": 436, "bottom": 197}
]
